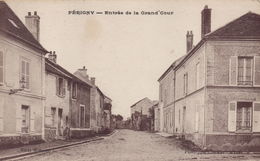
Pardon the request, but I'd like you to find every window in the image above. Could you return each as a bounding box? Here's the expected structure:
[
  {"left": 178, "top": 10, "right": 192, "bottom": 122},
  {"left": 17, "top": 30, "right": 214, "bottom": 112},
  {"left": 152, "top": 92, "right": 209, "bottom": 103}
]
[
  {"left": 72, "top": 82, "right": 77, "bottom": 99},
  {"left": 21, "top": 59, "right": 30, "bottom": 89},
  {"left": 79, "top": 105, "right": 85, "bottom": 128},
  {"left": 56, "top": 77, "right": 65, "bottom": 96},
  {"left": 21, "top": 105, "right": 29, "bottom": 133},
  {"left": 0, "top": 51, "right": 3, "bottom": 84},
  {"left": 196, "top": 62, "right": 200, "bottom": 89},
  {"left": 183, "top": 73, "right": 188, "bottom": 95},
  {"left": 51, "top": 107, "right": 56, "bottom": 127},
  {"left": 236, "top": 102, "right": 252, "bottom": 131},
  {"left": 238, "top": 57, "right": 253, "bottom": 86}
]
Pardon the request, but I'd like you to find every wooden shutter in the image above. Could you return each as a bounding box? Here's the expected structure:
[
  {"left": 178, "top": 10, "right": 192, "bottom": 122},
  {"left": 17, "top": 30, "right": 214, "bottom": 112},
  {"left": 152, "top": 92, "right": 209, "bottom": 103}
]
[
  {"left": 16, "top": 105, "right": 21, "bottom": 133},
  {"left": 253, "top": 102, "right": 260, "bottom": 132},
  {"left": 229, "top": 56, "right": 237, "bottom": 86},
  {"left": 254, "top": 56, "right": 260, "bottom": 86},
  {"left": 0, "top": 99, "right": 3, "bottom": 132},
  {"left": 228, "top": 102, "right": 237, "bottom": 132},
  {"left": 30, "top": 109, "right": 35, "bottom": 132}
]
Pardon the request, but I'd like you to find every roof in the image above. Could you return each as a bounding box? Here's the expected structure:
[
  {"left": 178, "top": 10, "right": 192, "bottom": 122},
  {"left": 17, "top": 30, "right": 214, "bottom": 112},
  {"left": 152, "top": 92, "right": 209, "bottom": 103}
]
[
  {"left": 130, "top": 97, "right": 151, "bottom": 108},
  {"left": 45, "top": 58, "right": 72, "bottom": 79},
  {"left": 46, "top": 58, "right": 91, "bottom": 87},
  {"left": 73, "top": 70, "right": 93, "bottom": 87},
  {"left": 157, "top": 55, "right": 185, "bottom": 81},
  {"left": 205, "top": 12, "right": 260, "bottom": 40},
  {"left": 174, "top": 12, "right": 260, "bottom": 71},
  {"left": 0, "top": 1, "right": 47, "bottom": 53}
]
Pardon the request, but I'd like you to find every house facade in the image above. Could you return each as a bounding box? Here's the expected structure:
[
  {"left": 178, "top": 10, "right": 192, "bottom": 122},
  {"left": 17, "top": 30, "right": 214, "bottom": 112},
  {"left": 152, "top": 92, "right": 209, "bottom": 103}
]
[
  {"left": 130, "top": 97, "right": 156, "bottom": 131},
  {"left": 176, "top": 8, "right": 260, "bottom": 151},
  {"left": 0, "top": 2, "right": 47, "bottom": 146},
  {"left": 74, "top": 67, "right": 112, "bottom": 133},
  {"left": 44, "top": 56, "right": 71, "bottom": 140},
  {"left": 69, "top": 74, "right": 92, "bottom": 138},
  {"left": 158, "top": 57, "right": 184, "bottom": 134},
  {"left": 159, "top": 6, "right": 260, "bottom": 151}
]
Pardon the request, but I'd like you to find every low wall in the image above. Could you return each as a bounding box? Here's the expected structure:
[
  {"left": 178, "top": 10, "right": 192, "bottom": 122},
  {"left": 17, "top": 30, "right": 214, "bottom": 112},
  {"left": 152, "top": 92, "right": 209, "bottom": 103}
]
[
  {"left": 206, "top": 134, "right": 260, "bottom": 151},
  {"left": 70, "top": 128, "right": 94, "bottom": 139},
  {"left": 0, "top": 134, "right": 43, "bottom": 148}
]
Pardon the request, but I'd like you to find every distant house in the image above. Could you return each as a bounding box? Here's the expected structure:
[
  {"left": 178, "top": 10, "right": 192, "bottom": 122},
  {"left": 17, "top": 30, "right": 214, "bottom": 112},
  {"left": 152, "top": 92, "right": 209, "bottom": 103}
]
[
  {"left": 158, "top": 6, "right": 260, "bottom": 151},
  {"left": 0, "top": 2, "right": 47, "bottom": 145},
  {"left": 130, "top": 97, "right": 158, "bottom": 131}
]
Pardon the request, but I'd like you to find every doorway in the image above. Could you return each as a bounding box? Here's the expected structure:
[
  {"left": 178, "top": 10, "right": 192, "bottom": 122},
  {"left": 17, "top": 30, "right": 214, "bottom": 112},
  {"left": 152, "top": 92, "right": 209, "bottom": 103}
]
[
  {"left": 58, "top": 108, "right": 63, "bottom": 136},
  {"left": 182, "top": 106, "right": 186, "bottom": 133}
]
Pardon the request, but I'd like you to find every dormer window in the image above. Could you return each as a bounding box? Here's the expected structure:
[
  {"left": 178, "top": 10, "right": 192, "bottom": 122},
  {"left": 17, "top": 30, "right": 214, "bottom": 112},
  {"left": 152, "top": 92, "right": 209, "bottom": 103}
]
[{"left": 8, "top": 19, "right": 19, "bottom": 29}]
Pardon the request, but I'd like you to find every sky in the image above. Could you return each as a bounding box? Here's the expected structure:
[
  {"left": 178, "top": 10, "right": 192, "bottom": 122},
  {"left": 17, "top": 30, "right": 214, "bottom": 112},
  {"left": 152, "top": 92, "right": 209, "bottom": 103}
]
[{"left": 5, "top": 0, "right": 260, "bottom": 119}]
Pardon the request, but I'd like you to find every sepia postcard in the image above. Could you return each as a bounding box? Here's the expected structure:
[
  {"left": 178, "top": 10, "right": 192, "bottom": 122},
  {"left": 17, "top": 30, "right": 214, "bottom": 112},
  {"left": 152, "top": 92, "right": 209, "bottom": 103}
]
[{"left": 0, "top": 0, "right": 260, "bottom": 160}]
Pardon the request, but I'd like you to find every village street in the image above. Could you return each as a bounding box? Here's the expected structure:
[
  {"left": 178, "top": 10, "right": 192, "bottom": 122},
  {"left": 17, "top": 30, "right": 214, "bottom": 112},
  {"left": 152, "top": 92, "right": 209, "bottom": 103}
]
[{"left": 17, "top": 130, "right": 260, "bottom": 161}]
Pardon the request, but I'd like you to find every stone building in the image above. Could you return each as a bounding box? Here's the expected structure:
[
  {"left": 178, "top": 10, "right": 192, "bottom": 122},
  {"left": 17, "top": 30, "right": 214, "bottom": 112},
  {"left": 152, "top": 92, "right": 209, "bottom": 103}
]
[
  {"left": 130, "top": 97, "right": 157, "bottom": 131},
  {"left": 158, "top": 6, "right": 260, "bottom": 151},
  {"left": 0, "top": 2, "right": 47, "bottom": 146},
  {"left": 70, "top": 71, "right": 92, "bottom": 138},
  {"left": 104, "top": 96, "right": 112, "bottom": 129},
  {"left": 158, "top": 56, "right": 184, "bottom": 134},
  {"left": 44, "top": 56, "right": 71, "bottom": 140},
  {"left": 74, "top": 67, "right": 112, "bottom": 133}
]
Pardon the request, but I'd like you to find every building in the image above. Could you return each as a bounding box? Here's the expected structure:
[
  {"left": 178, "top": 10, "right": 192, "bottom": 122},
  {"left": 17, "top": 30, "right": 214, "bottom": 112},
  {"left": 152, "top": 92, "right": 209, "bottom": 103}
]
[
  {"left": 70, "top": 69, "right": 92, "bottom": 138},
  {"left": 130, "top": 97, "right": 157, "bottom": 131},
  {"left": 0, "top": 2, "right": 47, "bottom": 146},
  {"left": 74, "top": 67, "right": 112, "bottom": 133},
  {"left": 158, "top": 5, "right": 260, "bottom": 151},
  {"left": 153, "top": 103, "right": 160, "bottom": 132},
  {"left": 158, "top": 57, "right": 184, "bottom": 134},
  {"left": 44, "top": 55, "right": 72, "bottom": 140},
  {"left": 104, "top": 96, "right": 112, "bottom": 130}
]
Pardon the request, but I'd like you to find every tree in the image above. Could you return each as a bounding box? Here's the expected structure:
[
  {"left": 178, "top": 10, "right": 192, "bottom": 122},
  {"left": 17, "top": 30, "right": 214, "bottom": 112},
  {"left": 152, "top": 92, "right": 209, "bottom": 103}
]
[{"left": 115, "top": 114, "right": 123, "bottom": 121}]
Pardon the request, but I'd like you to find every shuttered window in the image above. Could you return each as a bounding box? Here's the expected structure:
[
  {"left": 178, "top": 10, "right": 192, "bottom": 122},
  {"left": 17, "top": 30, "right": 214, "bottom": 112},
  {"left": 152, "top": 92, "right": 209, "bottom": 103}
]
[
  {"left": 21, "top": 59, "right": 30, "bottom": 89},
  {"left": 0, "top": 51, "right": 3, "bottom": 84},
  {"left": 72, "top": 82, "right": 77, "bottom": 99},
  {"left": 236, "top": 102, "right": 252, "bottom": 131},
  {"left": 56, "top": 77, "right": 65, "bottom": 97},
  {"left": 237, "top": 57, "right": 253, "bottom": 86}
]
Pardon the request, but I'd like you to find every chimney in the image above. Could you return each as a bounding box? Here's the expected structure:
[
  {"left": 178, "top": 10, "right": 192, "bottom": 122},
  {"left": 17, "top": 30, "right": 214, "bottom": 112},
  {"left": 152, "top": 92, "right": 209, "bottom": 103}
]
[
  {"left": 25, "top": 11, "right": 40, "bottom": 41},
  {"left": 201, "top": 5, "right": 211, "bottom": 38},
  {"left": 186, "top": 31, "right": 193, "bottom": 53},
  {"left": 90, "top": 77, "right": 95, "bottom": 85},
  {"left": 48, "top": 51, "right": 57, "bottom": 63},
  {"left": 78, "top": 66, "right": 89, "bottom": 79},
  {"left": 52, "top": 51, "right": 57, "bottom": 63}
]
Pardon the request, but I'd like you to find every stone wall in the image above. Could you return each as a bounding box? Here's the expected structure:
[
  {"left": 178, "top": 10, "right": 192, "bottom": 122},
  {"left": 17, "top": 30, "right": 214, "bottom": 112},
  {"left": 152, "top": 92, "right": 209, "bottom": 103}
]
[{"left": 0, "top": 134, "right": 43, "bottom": 148}]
